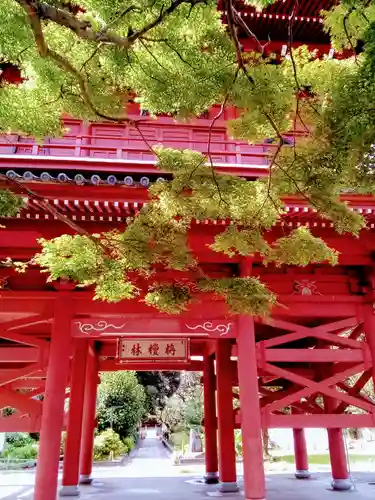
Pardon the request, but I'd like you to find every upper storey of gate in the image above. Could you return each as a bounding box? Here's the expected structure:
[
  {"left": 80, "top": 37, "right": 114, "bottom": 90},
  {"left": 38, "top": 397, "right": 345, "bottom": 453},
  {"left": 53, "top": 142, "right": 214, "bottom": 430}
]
[
  {"left": 0, "top": 0, "right": 337, "bottom": 185},
  {"left": 0, "top": 111, "right": 275, "bottom": 183},
  {"left": 235, "top": 0, "right": 335, "bottom": 46}
]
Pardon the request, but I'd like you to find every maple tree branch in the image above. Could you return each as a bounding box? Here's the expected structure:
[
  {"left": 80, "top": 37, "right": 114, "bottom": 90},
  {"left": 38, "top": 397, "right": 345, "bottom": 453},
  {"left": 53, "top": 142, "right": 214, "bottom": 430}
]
[
  {"left": 225, "top": 0, "right": 254, "bottom": 85},
  {"left": 15, "top": 0, "right": 233, "bottom": 196},
  {"left": 80, "top": 42, "right": 104, "bottom": 73},
  {"left": 207, "top": 70, "right": 239, "bottom": 157},
  {"left": 14, "top": 0, "right": 288, "bottom": 254},
  {"left": 14, "top": 0, "right": 206, "bottom": 48},
  {"left": 287, "top": 1, "right": 320, "bottom": 121},
  {"left": 139, "top": 39, "right": 170, "bottom": 72},
  {"left": 185, "top": 66, "right": 239, "bottom": 200},
  {"left": 48, "top": 49, "right": 134, "bottom": 123},
  {"left": 143, "top": 37, "right": 200, "bottom": 70},
  {"left": 206, "top": 68, "right": 240, "bottom": 206},
  {"left": 253, "top": 141, "right": 284, "bottom": 219},
  {"left": 231, "top": 7, "right": 263, "bottom": 52},
  {"left": 127, "top": 0, "right": 191, "bottom": 44},
  {"left": 0, "top": 175, "right": 95, "bottom": 239},
  {"left": 224, "top": 0, "right": 288, "bottom": 215},
  {"left": 225, "top": 0, "right": 287, "bottom": 144},
  {"left": 105, "top": 5, "right": 143, "bottom": 30},
  {"left": 272, "top": 160, "right": 321, "bottom": 210},
  {"left": 343, "top": 7, "right": 359, "bottom": 63},
  {"left": 16, "top": 0, "right": 48, "bottom": 55},
  {"left": 15, "top": 0, "right": 139, "bottom": 125}
]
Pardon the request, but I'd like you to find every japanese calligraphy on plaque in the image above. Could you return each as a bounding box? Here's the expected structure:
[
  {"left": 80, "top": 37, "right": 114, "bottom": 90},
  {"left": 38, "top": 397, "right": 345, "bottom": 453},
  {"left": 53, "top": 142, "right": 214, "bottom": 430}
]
[{"left": 117, "top": 338, "right": 189, "bottom": 363}]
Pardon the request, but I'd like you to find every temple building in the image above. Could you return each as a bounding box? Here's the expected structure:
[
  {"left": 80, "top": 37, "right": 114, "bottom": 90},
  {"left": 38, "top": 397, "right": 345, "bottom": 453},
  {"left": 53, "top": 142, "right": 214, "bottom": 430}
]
[{"left": 0, "top": 1, "right": 374, "bottom": 500}]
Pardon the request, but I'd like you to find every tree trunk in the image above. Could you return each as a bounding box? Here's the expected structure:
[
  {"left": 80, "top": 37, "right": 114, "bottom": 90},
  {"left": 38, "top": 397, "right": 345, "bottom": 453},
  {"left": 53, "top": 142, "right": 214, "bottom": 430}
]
[{"left": 262, "top": 429, "right": 270, "bottom": 460}]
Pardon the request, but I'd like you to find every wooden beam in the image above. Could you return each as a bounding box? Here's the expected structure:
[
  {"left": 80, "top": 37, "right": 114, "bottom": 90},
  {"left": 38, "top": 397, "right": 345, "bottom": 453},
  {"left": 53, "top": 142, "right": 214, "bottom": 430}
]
[
  {"left": 234, "top": 412, "right": 374, "bottom": 428},
  {"left": 1, "top": 314, "right": 51, "bottom": 333},
  {"left": 263, "top": 362, "right": 372, "bottom": 413},
  {"left": 99, "top": 359, "right": 204, "bottom": 372},
  {"left": 260, "top": 386, "right": 303, "bottom": 409},
  {"left": 259, "top": 317, "right": 358, "bottom": 349},
  {"left": 10, "top": 379, "right": 45, "bottom": 390},
  {"left": 0, "top": 291, "right": 364, "bottom": 319},
  {"left": 271, "top": 299, "right": 362, "bottom": 318},
  {"left": 262, "top": 414, "right": 375, "bottom": 429},
  {"left": 259, "top": 349, "right": 365, "bottom": 363},
  {"left": 233, "top": 346, "right": 368, "bottom": 363},
  {"left": 0, "top": 415, "right": 41, "bottom": 433},
  {"left": 0, "top": 331, "right": 50, "bottom": 351},
  {"left": 0, "top": 387, "right": 43, "bottom": 415},
  {"left": 290, "top": 401, "right": 325, "bottom": 415},
  {"left": 335, "top": 370, "right": 373, "bottom": 414},
  {"left": 0, "top": 347, "right": 40, "bottom": 363},
  {"left": 0, "top": 363, "right": 43, "bottom": 387}
]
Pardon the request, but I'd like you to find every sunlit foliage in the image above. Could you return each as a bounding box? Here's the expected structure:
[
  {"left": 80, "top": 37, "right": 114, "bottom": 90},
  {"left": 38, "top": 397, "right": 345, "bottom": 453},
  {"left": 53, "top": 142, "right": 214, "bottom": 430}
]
[{"left": 0, "top": 0, "right": 374, "bottom": 314}]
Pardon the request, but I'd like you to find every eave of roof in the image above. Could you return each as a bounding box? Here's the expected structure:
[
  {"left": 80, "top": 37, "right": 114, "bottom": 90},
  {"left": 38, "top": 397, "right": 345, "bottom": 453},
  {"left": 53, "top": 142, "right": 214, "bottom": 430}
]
[{"left": 2, "top": 180, "right": 375, "bottom": 228}]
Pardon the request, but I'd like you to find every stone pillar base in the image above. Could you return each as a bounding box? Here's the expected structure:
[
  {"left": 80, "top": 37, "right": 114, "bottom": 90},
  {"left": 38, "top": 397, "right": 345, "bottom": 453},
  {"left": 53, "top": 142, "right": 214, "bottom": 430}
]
[
  {"left": 295, "top": 469, "right": 311, "bottom": 479},
  {"left": 331, "top": 479, "right": 352, "bottom": 491},
  {"left": 219, "top": 481, "right": 239, "bottom": 493},
  {"left": 79, "top": 474, "right": 93, "bottom": 485},
  {"left": 204, "top": 471, "right": 219, "bottom": 484},
  {"left": 59, "top": 485, "right": 80, "bottom": 497}
]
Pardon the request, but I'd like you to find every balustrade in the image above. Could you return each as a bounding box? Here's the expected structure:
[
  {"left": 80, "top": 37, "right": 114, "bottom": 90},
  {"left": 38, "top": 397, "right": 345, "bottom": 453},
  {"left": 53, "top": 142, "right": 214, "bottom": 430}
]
[{"left": 0, "top": 116, "right": 287, "bottom": 171}]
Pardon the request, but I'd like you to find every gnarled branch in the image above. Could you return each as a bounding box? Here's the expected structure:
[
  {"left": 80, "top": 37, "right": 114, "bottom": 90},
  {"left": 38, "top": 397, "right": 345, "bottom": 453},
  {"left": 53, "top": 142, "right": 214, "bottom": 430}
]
[{"left": 14, "top": 0, "right": 206, "bottom": 48}]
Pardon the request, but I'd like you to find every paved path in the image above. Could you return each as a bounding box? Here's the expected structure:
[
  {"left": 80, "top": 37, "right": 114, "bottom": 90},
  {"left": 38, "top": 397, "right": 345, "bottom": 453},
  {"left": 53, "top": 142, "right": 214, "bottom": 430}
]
[
  {"left": 122, "top": 427, "right": 174, "bottom": 477},
  {"left": 3, "top": 429, "right": 375, "bottom": 499}
]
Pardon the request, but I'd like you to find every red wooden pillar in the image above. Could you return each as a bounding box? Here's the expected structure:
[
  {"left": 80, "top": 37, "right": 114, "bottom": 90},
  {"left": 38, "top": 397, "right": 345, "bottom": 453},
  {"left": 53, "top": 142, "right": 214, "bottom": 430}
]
[
  {"left": 237, "top": 315, "right": 266, "bottom": 500},
  {"left": 80, "top": 343, "right": 99, "bottom": 485},
  {"left": 325, "top": 397, "right": 351, "bottom": 491},
  {"left": 362, "top": 300, "right": 375, "bottom": 492},
  {"left": 34, "top": 293, "right": 73, "bottom": 500},
  {"left": 238, "top": 259, "right": 265, "bottom": 500},
  {"left": 327, "top": 428, "right": 351, "bottom": 490},
  {"left": 293, "top": 427, "right": 310, "bottom": 479},
  {"left": 363, "top": 302, "right": 375, "bottom": 401},
  {"left": 60, "top": 338, "right": 89, "bottom": 496},
  {"left": 216, "top": 339, "right": 238, "bottom": 493},
  {"left": 203, "top": 352, "right": 219, "bottom": 484}
]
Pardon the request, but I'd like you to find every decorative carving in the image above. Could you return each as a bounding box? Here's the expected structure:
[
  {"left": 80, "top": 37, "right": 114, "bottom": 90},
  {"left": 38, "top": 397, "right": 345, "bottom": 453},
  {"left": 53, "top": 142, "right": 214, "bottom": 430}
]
[
  {"left": 75, "top": 321, "right": 127, "bottom": 334},
  {"left": 185, "top": 322, "right": 233, "bottom": 336},
  {"left": 293, "top": 280, "right": 321, "bottom": 296}
]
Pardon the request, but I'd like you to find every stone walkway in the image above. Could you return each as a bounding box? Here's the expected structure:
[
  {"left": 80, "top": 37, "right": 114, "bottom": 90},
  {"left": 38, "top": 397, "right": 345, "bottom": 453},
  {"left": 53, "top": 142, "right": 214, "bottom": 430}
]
[{"left": 3, "top": 430, "right": 375, "bottom": 499}]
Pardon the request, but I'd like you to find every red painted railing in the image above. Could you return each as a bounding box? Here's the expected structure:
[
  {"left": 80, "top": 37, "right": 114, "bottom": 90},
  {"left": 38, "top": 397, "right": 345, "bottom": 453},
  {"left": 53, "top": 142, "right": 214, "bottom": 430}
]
[{"left": 0, "top": 117, "right": 284, "bottom": 171}]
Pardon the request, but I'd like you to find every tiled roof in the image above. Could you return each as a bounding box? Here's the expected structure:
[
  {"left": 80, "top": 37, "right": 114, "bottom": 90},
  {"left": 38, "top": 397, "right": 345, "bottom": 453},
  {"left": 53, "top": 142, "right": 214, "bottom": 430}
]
[{"left": 5, "top": 170, "right": 165, "bottom": 187}]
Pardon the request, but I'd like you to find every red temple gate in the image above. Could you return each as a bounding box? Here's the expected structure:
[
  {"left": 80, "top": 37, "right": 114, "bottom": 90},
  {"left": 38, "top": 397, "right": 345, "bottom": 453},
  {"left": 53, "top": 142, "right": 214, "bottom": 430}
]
[
  {"left": 0, "top": 262, "right": 375, "bottom": 499},
  {"left": 0, "top": 1, "right": 374, "bottom": 499}
]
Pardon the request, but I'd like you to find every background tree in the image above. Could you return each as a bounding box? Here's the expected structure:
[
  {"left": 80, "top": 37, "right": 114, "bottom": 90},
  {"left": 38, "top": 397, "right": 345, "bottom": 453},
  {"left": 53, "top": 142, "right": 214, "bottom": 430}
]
[
  {"left": 136, "top": 371, "right": 180, "bottom": 416},
  {"left": 97, "top": 372, "right": 146, "bottom": 439},
  {"left": 0, "top": 0, "right": 374, "bottom": 314},
  {"left": 159, "top": 372, "right": 203, "bottom": 436}
]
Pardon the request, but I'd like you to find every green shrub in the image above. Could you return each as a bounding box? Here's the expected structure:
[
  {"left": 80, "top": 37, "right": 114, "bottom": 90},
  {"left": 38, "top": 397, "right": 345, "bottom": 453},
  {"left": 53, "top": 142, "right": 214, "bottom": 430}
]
[
  {"left": 123, "top": 436, "right": 135, "bottom": 453},
  {"left": 2, "top": 444, "right": 38, "bottom": 460},
  {"left": 93, "top": 429, "right": 126, "bottom": 461},
  {"left": 170, "top": 431, "right": 188, "bottom": 450},
  {"left": 97, "top": 372, "right": 146, "bottom": 439},
  {"left": 234, "top": 430, "right": 243, "bottom": 458},
  {"left": 60, "top": 432, "right": 66, "bottom": 456},
  {"left": 6, "top": 433, "right": 34, "bottom": 448}
]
